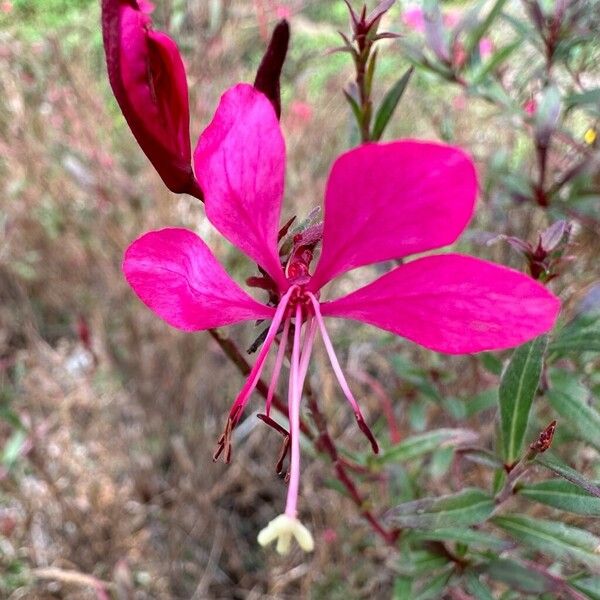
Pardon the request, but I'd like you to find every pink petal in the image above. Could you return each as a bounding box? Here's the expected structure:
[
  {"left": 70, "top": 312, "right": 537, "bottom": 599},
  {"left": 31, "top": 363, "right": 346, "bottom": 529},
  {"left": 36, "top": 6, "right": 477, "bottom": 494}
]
[
  {"left": 194, "top": 84, "right": 287, "bottom": 290},
  {"left": 402, "top": 6, "right": 425, "bottom": 31},
  {"left": 123, "top": 228, "right": 275, "bottom": 331},
  {"left": 320, "top": 254, "right": 560, "bottom": 354},
  {"left": 309, "top": 141, "right": 477, "bottom": 291}
]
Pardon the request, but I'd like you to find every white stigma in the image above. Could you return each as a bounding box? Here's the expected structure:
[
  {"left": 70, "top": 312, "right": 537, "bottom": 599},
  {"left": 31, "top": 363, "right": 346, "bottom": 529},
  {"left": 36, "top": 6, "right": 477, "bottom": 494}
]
[{"left": 257, "top": 514, "right": 315, "bottom": 555}]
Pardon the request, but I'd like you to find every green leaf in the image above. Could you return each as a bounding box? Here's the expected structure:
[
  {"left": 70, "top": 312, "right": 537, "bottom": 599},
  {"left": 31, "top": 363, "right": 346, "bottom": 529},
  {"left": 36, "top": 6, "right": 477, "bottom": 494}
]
[
  {"left": 393, "top": 576, "right": 413, "bottom": 600},
  {"left": 386, "top": 488, "right": 494, "bottom": 529},
  {"left": 499, "top": 336, "right": 548, "bottom": 465},
  {"left": 481, "top": 559, "right": 553, "bottom": 593},
  {"left": 343, "top": 88, "right": 363, "bottom": 130},
  {"left": 470, "top": 40, "right": 520, "bottom": 86},
  {"left": 518, "top": 479, "right": 600, "bottom": 516},
  {"left": 377, "top": 428, "right": 478, "bottom": 463},
  {"left": 465, "top": 0, "right": 509, "bottom": 56},
  {"left": 396, "top": 550, "right": 450, "bottom": 576},
  {"left": 566, "top": 89, "right": 600, "bottom": 110},
  {"left": 2, "top": 430, "right": 27, "bottom": 468},
  {"left": 464, "top": 389, "right": 497, "bottom": 418},
  {"left": 550, "top": 313, "right": 600, "bottom": 356},
  {"left": 479, "top": 353, "right": 503, "bottom": 376},
  {"left": 372, "top": 67, "right": 414, "bottom": 141},
  {"left": 413, "top": 567, "right": 454, "bottom": 600},
  {"left": 535, "top": 454, "right": 600, "bottom": 499},
  {"left": 408, "top": 527, "right": 510, "bottom": 550},
  {"left": 547, "top": 370, "right": 600, "bottom": 451},
  {"left": 570, "top": 576, "right": 600, "bottom": 600},
  {"left": 365, "top": 48, "right": 378, "bottom": 99},
  {"left": 464, "top": 571, "right": 495, "bottom": 600},
  {"left": 492, "top": 515, "right": 600, "bottom": 569}
]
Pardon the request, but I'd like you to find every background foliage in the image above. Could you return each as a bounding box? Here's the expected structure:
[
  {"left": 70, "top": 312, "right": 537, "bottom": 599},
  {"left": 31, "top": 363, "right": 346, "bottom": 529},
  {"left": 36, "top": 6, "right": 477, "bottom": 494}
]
[{"left": 0, "top": 0, "right": 599, "bottom": 598}]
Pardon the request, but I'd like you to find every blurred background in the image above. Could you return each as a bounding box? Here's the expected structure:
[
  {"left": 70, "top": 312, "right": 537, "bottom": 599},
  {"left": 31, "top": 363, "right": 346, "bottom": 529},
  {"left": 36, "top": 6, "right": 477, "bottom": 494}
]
[{"left": 1, "top": 0, "right": 599, "bottom": 598}]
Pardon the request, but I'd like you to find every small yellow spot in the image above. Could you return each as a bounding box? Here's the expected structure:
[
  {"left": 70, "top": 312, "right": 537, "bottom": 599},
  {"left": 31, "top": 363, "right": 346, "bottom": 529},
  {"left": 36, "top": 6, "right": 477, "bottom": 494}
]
[{"left": 584, "top": 128, "right": 597, "bottom": 145}]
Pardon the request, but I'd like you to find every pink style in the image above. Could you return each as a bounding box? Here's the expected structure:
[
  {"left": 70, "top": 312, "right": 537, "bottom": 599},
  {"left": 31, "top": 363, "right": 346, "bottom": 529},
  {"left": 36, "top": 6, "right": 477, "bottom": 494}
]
[{"left": 123, "top": 84, "right": 560, "bottom": 554}]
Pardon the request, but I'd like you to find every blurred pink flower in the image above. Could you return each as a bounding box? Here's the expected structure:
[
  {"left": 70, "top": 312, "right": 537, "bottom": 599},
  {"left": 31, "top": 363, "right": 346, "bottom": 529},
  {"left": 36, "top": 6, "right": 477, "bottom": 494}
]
[
  {"left": 323, "top": 528, "right": 338, "bottom": 544},
  {"left": 402, "top": 5, "right": 460, "bottom": 32},
  {"left": 290, "top": 100, "right": 313, "bottom": 123},
  {"left": 402, "top": 6, "right": 425, "bottom": 31},
  {"left": 403, "top": 5, "right": 493, "bottom": 61},
  {"left": 123, "top": 84, "right": 560, "bottom": 552},
  {"left": 1, "top": 1, "right": 12, "bottom": 14},
  {"left": 453, "top": 93, "right": 468, "bottom": 111},
  {"left": 443, "top": 9, "right": 461, "bottom": 28},
  {"left": 479, "top": 37, "right": 494, "bottom": 58},
  {"left": 524, "top": 98, "right": 538, "bottom": 115},
  {"left": 101, "top": 0, "right": 199, "bottom": 195},
  {"left": 276, "top": 4, "right": 292, "bottom": 20}
]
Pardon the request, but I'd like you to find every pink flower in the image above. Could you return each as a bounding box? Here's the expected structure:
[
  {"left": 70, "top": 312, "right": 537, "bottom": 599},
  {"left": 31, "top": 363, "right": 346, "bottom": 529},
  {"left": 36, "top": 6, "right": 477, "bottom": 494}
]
[
  {"left": 123, "top": 84, "right": 560, "bottom": 552},
  {"left": 101, "top": 0, "right": 200, "bottom": 196},
  {"left": 276, "top": 4, "right": 292, "bottom": 20},
  {"left": 524, "top": 98, "right": 538, "bottom": 116},
  {"left": 289, "top": 100, "right": 313, "bottom": 123},
  {"left": 403, "top": 5, "right": 493, "bottom": 61},
  {"left": 402, "top": 6, "right": 426, "bottom": 31},
  {"left": 402, "top": 6, "right": 460, "bottom": 32},
  {"left": 479, "top": 37, "right": 494, "bottom": 59}
]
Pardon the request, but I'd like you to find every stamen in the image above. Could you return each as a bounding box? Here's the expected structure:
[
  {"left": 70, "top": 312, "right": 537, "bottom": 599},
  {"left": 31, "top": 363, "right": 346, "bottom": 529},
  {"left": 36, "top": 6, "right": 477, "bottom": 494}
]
[
  {"left": 256, "top": 413, "right": 290, "bottom": 474},
  {"left": 227, "top": 286, "right": 296, "bottom": 426},
  {"left": 265, "top": 317, "right": 291, "bottom": 417},
  {"left": 213, "top": 286, "right": 296, "bottom": 462},
  {"left": 307, "top": 293, "right": 379, "bottom": 454}
]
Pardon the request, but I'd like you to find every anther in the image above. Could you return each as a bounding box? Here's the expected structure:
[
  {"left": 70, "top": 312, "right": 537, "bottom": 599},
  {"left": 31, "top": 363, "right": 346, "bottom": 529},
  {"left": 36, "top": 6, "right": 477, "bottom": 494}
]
[{"left": 355, "top": 413, "right": 379, "bottom": 454}]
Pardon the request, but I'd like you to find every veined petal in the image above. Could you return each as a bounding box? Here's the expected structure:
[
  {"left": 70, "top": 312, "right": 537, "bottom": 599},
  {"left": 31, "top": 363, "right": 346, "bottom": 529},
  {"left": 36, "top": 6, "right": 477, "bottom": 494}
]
[
  {"left": 123, "top": 228, "right": 274, "bottom": 331},
  {"left": 320, "top": 254, "right": 560, "bottom": 354},
  {"left": 194, "top": 84, "right": 287, "bottom": 290},
  {"left": 309, "top": 141, "right": 477, "bottom": 291}
]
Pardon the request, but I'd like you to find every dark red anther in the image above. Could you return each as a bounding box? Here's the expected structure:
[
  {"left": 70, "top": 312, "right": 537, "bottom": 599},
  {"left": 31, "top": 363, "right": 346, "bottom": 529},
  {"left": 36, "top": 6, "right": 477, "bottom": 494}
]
[
  {"left": 257, "top": 413, "right": 291, "bottom": 473},
  {"left": 355, "top": 413, "right": 379, "bottom": 454},
  {"left": 213, "top": 414, "right": 238, "bottom": 463}
]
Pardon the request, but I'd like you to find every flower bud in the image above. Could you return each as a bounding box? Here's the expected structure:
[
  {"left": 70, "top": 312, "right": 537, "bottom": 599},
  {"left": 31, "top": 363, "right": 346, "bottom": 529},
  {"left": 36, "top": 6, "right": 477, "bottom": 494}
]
[{"left": 101, "top": 0, "right": 201, "bottom": 197}]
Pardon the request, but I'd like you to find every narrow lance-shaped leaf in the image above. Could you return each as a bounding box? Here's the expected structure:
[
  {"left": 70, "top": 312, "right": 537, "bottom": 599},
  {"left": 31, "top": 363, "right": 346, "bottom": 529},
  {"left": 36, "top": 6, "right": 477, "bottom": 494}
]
[
  {"left": 407, "top": 527, "right": 510, "bottom": 551},
  {"left": 480, "top": 559, "right": 554, "bottom": 594},
  {"left": 518, "top": 479, "right": 600, "bottom": 516},
  {"left": 463, "top": 571, "right": 495, "bottom": 600},
  {"left": 377, "top": 428, "right": 478, "bottom": 463},
  {"left": 386, "top": 488, "right": 494, "bottom": 529},
  {"left": 492, "top": 515, "right": 600, "bottom": 569},
  {"left": 550, "top": 312, "right": 600, "bottom": 356},
  {"left": 499, "top": 335, "right": 548, "bottom": 465},
  {"left": 547, "top": 370, "right": 600, "bottom": 452},
  {"left": 535, "top": 453, "right": 600, "bottom": 498},
  {"left": 372, "top": 67, "right": 414, "bottom": 141},
  {"left": 570, "top": 576, "right": 600, "bottom": 600},
  {"left": 343, "top": 87, "right": 364, "bottom": 132}
]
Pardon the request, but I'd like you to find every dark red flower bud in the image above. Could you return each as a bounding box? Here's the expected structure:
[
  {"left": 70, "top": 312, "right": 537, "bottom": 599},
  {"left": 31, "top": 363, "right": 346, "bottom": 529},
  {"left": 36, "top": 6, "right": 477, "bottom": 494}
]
[
  {"left": 101, "top": 0, "right": 201, "bottom": 197},
  {"left": 254, "top": 20, "right": 290, "bottom": 120}
]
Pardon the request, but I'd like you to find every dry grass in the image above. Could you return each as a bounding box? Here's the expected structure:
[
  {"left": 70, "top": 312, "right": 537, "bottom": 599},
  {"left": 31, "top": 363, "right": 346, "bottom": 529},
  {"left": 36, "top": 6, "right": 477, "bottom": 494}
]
[{"left": 1, "top": 1, "right": 599, "bottom": 599}]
